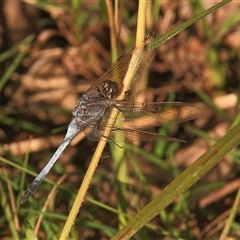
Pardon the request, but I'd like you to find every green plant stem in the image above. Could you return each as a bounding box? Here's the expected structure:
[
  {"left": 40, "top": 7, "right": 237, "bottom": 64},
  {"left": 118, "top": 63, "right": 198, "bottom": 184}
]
[
  {"left": 59, "top": 138, "right": 108, "bottom": 240},
  {"left": 0, "top": 34, "right": 34, "bottom": 92},
  {"left": 219, "top": 187, "right": 240, "bottom": 240},
  {"left": 0, "top": 179, "right": 20, "bottom": 240},
  {"left": 60, "top": 0, "right": 149, "bottom": 237},
  {"left": 106, "top": 0, "right": 118, "bottom": 61},
  {"left": 146, "top": 0, "right": 232, "bottom": 52},
  {"left": 115, "top": 0, "right": 148, "bottom": 229}
]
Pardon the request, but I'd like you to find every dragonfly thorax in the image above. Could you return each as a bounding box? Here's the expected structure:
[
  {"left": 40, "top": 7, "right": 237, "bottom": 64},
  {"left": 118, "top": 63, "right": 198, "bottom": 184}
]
[{"left": 72, "top": 90, "right": 108, "bottom": 126}]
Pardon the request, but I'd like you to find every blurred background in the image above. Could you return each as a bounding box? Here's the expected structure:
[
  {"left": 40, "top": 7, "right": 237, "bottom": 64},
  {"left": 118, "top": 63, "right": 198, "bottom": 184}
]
[{"left": 0, "top": 1, "right": 240, "bottom": 239}]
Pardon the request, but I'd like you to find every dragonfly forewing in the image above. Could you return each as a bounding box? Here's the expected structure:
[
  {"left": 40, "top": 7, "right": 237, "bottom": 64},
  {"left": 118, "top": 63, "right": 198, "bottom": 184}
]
[
  {"left": 82, "top": 101, "right": 202, "bottom": 144},
  {"left": 87, "top": 46, "right": 154, "bottom": 98},
  {"left": 112, "top": 102, "right": 202, "bottom": 129},
  {"left": 87, "top": 101, "right": 202, "bottom": 130}
]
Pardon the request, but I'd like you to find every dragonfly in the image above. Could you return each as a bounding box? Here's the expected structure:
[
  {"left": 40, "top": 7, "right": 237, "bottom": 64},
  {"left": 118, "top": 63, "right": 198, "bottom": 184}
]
[{"left": 21, "top": 43, "right": 201, "bottom": 203}]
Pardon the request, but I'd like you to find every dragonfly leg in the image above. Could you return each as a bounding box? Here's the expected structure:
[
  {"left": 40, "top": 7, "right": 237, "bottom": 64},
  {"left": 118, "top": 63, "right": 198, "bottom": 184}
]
[{"left": 98, "top": 132, "right": 124, "bottom": 148}]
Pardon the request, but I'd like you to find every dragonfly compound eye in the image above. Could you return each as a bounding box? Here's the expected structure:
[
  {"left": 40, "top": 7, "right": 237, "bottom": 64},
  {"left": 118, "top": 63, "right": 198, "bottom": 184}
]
[{"left": 100, "top": 80, "right": 119, "bottom": 99}]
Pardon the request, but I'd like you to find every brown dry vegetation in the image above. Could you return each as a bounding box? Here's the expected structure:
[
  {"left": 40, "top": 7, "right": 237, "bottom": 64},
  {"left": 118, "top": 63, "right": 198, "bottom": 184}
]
[{"left": 0, "top": 1, "right": 240, "bottom": 239}]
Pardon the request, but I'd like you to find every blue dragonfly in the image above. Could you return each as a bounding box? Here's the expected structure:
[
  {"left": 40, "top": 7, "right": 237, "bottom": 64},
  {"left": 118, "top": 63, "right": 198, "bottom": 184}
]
[{"left": 21, "top": 47, "right": 201, "bottom": 203}]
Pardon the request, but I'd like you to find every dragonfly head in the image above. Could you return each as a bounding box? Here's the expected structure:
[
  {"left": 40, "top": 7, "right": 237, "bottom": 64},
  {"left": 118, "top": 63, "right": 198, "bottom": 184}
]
[{"left": 96, "top": 80, "right": 119, "bottom": 99}]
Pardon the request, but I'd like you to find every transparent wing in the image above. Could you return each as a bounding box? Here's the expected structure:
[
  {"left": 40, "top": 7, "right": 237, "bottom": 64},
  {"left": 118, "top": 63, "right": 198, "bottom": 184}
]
[
  {"left": 87, "top": 51, "right": 133, "bottom": 94},
  {"left": 87, "top": 49, "right": 155, "bottom": 97},
  {"left": 84, "top": 125, "right": 184, "bottom": 143},
  {"left": 83, "top": 102, "right": 201, "bottom": 143},
  {"left": 92, "top": 101, "right": 202, "bottom": 129}
]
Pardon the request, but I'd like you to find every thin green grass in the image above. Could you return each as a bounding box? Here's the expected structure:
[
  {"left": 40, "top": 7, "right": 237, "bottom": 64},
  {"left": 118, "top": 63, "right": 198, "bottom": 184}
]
[
  {"left": 0, "top": 35, "right": 35, "bottom": 91},
  {"left": 1, "top": 0, "right": 239, "bottom": 239}
]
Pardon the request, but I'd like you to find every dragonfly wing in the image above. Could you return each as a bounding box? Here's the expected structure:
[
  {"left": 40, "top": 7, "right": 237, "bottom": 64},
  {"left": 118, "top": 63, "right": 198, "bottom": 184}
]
[
  {"left": 112, "top": 102, "right": 201, "bottom": 129},
  {"left": 84, "top": 118, "right": 184, "bottom": 143},
  {"left": 83, "top": 102, "right": 201, "bottom": 143},
  {"left": 87, "top": 51, "right": 133, "bottom": 95},
  {"left": 87, "top": 47, "right": 155, "bottom": 98},
  {"left": 83, "top": 124, "right": 102, "bottom": 141},
  {"left": 112, "top": 128, "right": 184, "bottom": 143}
]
